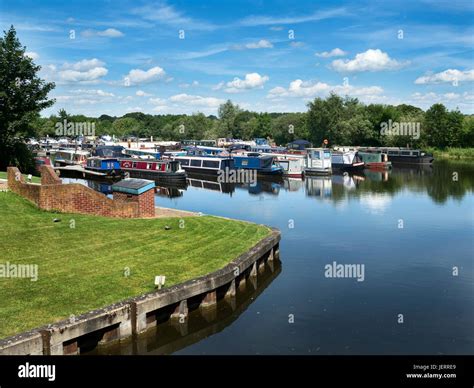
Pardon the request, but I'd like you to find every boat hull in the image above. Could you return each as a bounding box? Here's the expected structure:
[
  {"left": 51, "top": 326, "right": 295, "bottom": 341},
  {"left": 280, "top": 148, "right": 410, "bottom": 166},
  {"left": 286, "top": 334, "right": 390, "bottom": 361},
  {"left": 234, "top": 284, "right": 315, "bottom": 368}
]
[
  {"left": 331, "top": 162, "right": 365, "bottom": 172},
  {"left": 388, "top": 155, "right": 434, "bottom": 165}
]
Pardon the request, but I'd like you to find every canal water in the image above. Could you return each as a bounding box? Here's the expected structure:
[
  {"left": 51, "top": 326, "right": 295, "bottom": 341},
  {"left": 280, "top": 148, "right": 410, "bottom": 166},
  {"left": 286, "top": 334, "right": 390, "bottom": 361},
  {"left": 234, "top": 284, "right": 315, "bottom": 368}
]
[{"left": 70, "top": 160, "right": 474, "bottom": 355}]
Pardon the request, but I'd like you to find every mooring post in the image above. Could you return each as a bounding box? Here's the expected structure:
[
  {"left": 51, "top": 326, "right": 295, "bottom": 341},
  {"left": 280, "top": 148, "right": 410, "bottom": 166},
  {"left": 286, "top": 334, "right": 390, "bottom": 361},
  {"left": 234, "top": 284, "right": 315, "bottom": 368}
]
[
  {"left": 171, "top": 300, "right": 188, "bottom": 320},
  {"left": 225, "top": 279, "right": 236, "bottom": 298},
  {"left": 250, "top": 262, "right": 257, "bottom": 277},
  {"left": 200, "top": 290, "right": 217, "bottom": 308}
]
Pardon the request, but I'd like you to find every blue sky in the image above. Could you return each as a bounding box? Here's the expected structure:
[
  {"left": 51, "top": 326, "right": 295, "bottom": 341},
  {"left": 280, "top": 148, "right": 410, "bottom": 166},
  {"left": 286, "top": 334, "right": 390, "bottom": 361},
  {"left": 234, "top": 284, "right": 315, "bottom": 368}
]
[{"left": 1, "top": 0, "right": 473, "bottom": 116}]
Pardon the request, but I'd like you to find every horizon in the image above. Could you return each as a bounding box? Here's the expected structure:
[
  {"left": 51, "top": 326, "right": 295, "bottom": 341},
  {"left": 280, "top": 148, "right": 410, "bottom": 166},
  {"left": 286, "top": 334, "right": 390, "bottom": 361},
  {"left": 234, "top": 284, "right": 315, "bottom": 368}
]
[{"left": 2, "top": 0, "right": 473, "bottom": 117}]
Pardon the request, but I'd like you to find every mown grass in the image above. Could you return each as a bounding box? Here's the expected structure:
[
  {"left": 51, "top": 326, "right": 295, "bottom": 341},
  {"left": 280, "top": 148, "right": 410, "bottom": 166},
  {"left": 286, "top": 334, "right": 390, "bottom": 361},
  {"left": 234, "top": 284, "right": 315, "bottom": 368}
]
[
  {"left": 426, "top": 147, "right": 474, "bottom": 160},
  {"left": 0, "top": 192, "right": 271, "bottom": 339},
  {"left": 0, "top": 171, "right": 41, "bottom": 183}
]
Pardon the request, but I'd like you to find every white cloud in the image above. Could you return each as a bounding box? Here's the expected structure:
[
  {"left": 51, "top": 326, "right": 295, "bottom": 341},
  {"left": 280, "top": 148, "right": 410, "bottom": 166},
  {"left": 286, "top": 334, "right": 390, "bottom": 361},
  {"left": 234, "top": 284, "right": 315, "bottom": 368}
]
[
  {"left": 331, "top": 49, "right": 407, "bottom": 72},
  {"left": 71, "top": 89, "right": 114, "bottom": 97},
  {"left": 136, "top": 90, "right": 152, "bottom": 96},
  {"left": 267, "top": 79, "right": 384, "bottom": 101},
  {"left": 132, "top": 3, "right": 216, "bottom": 31},
  {"left": 238, "top": 8, "right": 348, "bottom": 27},
  {"left": 124, "top": 66, "right": 166, "bottom": 85},
  {"left": 315, "top": 48, "right": 346, "bottom": 58},
  {"left": 414, "top": 69, "right": 474, "bottom": 84},
  {"left": 25, "top": 51, "right": 39, "bottom": 60},
  {"left": 244, "top": 39, "right": 273, "bottom": 49},
  {"left": 82, "top": 28, "right": 124, "bottom": 38},
  {"left": 218, "top": 73, "right": 269, "bottom": 93},
  {"left": 43, "top": 59, "right": 109, "bottom": 84},
  {"left": 179, "top": 80, "right": 199, "bottom": 88},
  {"left": 63, "top": 58, "right": 105, "bottom": 71},
  {"left": 148, "top": 97, "right": 167, "bottom": 105},
  {"left": 270, "top": 26, "right": 284, "bottom": 31},
  {"left": 169, "top": 94, "right": 224, "bottom": 107},
  {"left": 290, "top": 41, "right": 305, "bottom": 48}
]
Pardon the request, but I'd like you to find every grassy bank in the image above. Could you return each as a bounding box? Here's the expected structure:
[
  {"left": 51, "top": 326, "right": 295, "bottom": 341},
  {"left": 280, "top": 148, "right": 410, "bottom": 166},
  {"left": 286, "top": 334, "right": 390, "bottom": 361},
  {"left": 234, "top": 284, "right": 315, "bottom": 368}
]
[
  {"left": 0, "top": 192, "right": 271, "bottom": 339},
  {"left": 426, "top": 147, "right": 474, "bottom": 160},
  {"left": 0, "top": 171, "right": 41, "bottom": 183}
]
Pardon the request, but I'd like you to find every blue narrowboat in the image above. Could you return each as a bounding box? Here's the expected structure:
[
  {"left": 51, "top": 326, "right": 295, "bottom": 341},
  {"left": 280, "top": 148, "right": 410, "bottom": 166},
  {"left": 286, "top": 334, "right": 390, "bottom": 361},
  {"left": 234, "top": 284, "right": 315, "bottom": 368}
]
[
  {"left": 86, "top": 157, "right": 123, "bottom": 177},
  {"left": 233, "top": 153, "right": 283, "bottom": 175}
]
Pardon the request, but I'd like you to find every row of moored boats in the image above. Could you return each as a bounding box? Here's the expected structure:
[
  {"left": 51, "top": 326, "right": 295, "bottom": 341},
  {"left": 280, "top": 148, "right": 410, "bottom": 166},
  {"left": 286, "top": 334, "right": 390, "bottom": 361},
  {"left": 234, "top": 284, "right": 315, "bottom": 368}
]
[{"left": 32, "top": 138, "right": 435, "bottom": 182}]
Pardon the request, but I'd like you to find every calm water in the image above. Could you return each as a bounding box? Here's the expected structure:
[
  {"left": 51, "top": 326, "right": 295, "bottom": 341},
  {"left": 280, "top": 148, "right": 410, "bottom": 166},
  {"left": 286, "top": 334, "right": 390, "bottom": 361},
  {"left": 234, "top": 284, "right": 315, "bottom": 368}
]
[{"left": 77, "top": 161, "right": 474, "bottom": 355}]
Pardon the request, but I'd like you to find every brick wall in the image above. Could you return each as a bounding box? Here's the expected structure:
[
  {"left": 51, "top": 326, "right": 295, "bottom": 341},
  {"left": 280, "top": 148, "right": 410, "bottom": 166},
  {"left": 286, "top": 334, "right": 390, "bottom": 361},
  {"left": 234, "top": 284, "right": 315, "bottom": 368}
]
[
  {"left": 7, "top": 166, "right": 154, "bottom": 218},
  {"left": 41, "top": 166, "right": 62, "bottom": 185},
  {"left": 114, "top": 189, "right": 156, "bottom": 218},
  {"left": 7, "top": 168, "right": 41, "bottom": 204}
]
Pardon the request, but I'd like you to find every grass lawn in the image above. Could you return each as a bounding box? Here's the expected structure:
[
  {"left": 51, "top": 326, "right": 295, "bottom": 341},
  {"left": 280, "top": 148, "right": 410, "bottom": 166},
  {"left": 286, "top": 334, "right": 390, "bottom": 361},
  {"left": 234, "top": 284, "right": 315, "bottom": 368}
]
[
  {"left": 0, "top": 171, "right": 41, "bottom": 183},
  {"left": 0, "top": 191, "right": 271, "bottom": 339}
]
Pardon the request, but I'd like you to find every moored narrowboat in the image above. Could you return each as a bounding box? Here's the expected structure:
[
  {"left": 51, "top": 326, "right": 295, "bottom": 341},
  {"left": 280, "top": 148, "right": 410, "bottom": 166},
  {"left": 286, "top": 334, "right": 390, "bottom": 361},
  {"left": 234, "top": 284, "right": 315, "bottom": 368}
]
[
  {"left": 232, "top": 153, "right": 283, "bottom": 175},
  {"left": 358, "top": 151, "right": 392, "bottom": 170},
  {"left": 173, "top": 156, "right": 234, "bottom": 176},
  {"left": 120, "top": 159, "right": 186, "bottom": 182},
  {"left": 53, "top": 149, "right": 90, "bottom": 167},
  {"left": 359, "top": 147, "right": 434, "bottom": 165},
  {"left": 304, "top": 148, "right": 332, "bottom": 175},
  {"left": 331, "top": 150, "right": 364, "bottom": 172},
  {"left": 86, "top": 157, "right": 123, "bottom": 178}
]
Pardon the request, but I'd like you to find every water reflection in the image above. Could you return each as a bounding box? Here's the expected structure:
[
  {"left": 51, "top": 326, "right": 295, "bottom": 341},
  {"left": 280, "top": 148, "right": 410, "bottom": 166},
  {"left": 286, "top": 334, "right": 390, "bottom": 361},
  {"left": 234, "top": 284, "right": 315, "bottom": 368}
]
[
  {"left": 63, "top": 161, "right": 474, "bottom": 205},
  {"left": 86, "top": 260, "right": 281, "bottom": 355}
]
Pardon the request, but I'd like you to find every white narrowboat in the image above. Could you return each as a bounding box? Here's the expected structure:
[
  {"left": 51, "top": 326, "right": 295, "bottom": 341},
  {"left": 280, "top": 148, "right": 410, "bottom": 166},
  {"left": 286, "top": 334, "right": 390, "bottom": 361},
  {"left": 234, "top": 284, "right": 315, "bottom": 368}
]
[{"left": 304, "top": 148, "right": 332, "bottom": 175}]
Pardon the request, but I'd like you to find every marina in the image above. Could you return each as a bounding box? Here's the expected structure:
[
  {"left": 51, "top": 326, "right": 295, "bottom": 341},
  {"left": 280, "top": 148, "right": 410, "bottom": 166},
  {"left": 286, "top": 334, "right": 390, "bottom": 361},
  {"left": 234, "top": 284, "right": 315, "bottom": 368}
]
[{"left": 42, "top": 159, "right": 473, "bottom": 355}]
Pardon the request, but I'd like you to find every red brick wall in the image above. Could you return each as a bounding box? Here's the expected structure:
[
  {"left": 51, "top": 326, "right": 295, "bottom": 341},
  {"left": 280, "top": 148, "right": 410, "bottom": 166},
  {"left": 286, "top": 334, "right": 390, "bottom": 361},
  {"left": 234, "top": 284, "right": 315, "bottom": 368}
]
[
  {"left": 41, "top": 166, "right": 62, "bottom": 185},
  {"left": 6, "top": 167, "right": 154, "bottom": 218},
  {"left": 7, "top": 167, "right": 41, "bottom": 204},
  {"left": 113, "top": 189, "right": 156, "bottom": 218}
]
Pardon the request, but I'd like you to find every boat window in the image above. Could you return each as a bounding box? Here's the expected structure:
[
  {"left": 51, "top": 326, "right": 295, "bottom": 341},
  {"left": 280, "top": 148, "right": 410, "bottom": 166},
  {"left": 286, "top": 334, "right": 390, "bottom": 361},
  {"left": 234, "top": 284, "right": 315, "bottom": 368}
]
[
  {"left": 191, "top": 159, "right": 202, "bottom": 167},
  {"left": 311, "top": 151, "right": 321, "bottom": 159},
  {"left": 324, "top": 151, "right": 331, "bottom": 159},
  {"left": 401, "top": 151, "right": 411, "bottom": 156},
  {"left": 180, "top": 159, "right": 190, "bottom": 166},
  {"left": 388, "top": 151, "right": 398, "bottom": 155},
  {"left": 412, "top": 151, "right": 419, "bottom": 156},
  {"left": 203, "top": 160, "right": 219, "bottom": 169}
]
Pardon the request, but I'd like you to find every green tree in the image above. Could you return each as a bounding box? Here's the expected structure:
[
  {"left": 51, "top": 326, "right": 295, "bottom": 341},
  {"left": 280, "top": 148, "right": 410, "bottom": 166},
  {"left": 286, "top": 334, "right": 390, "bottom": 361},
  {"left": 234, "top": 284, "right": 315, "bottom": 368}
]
[
  {"left": 218, "top": 100, "right": 241, "bottom": 137},
  {"left": 0, "top": 26, "right": 55, "bottom": 171},
  {"left": 425, "top": 103, "right": 450, "bottom": 147}
]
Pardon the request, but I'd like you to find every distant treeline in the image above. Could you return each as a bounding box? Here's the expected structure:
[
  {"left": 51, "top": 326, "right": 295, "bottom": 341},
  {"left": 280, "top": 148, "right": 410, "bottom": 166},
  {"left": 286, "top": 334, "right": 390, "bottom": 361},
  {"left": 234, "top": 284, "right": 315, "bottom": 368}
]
[{"left": 35, "top": 95, "right": 474, "bottom": 148}]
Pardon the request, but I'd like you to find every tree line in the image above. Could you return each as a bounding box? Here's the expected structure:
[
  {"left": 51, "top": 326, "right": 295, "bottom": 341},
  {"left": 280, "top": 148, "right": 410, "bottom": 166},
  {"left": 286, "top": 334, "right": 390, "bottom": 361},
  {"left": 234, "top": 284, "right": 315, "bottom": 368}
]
[{"left": 36, "top": 97, "right": 474, "bottom": 149}]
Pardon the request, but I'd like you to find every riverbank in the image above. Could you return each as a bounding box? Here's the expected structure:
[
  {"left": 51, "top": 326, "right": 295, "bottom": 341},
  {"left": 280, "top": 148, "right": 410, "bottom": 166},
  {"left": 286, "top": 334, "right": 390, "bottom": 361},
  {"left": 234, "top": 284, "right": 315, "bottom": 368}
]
[
  {"left": 426, "top": 147, "right": 474, "bottom": 160},
  {"left": 0, "top": 191, "right": 272, "bottom": 339}
]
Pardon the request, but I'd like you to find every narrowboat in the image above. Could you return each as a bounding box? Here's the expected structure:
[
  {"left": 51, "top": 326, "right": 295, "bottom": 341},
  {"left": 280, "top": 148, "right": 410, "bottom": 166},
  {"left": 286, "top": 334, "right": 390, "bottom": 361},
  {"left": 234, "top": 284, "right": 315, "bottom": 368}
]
[
  {"left": 233, "top": 153, "right": 283, "bottom": 175},
  {"left": 359, "top": 147, "right": 434, "bottom": 165},
  {"left": 304, "top": 148, "right": 332, "bottom": 175},
  {"left": 122, "top": 148, "right": 161, "bottom": 159},
  {"left": 119, "top": 159, "right": 186, "bottom": 182},
  {"left": 86, "top": 157, "right": 123, "bottom": 177},
  {"left": 358, "top": 151, "right": 392, "bottom": 170},
  {"left": 331, "top": 150, "right": 365, "bottom": 172},
  {"left": 173, "top": 156, "right": 234, "bottom": 176},
  {"left": 261, "top": 153, "right": 305, "bottom": 177},
  {"left": 53, "top": 150, "right": 90, "bottom": 167}
]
